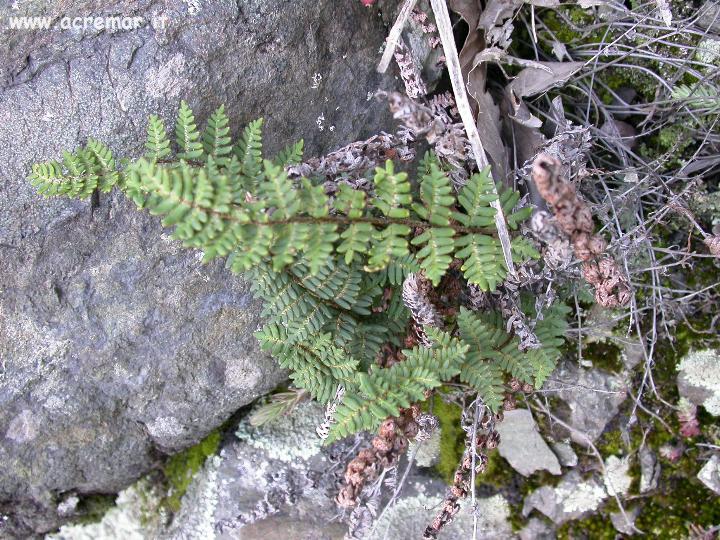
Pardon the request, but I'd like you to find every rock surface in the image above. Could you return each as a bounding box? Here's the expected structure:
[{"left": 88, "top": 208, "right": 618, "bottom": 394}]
[
  {"left": 496, "top": 408, "right": 561, "bottom": 476},
  {"left": 0, "top": 0, "right": 400, "bottom": 535},
  {"left": 545, "top": 361, "right": 627, "bottom": 446},
  {"left": 50, "top": 401, "right": 515, "bottom": 540}
]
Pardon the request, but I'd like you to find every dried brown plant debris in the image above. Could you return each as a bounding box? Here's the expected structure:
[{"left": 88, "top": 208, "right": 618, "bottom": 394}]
[
  {"left": 422, "top": 408, "right": 502, "bottom": 539},
  {"left": 336, "top": 405, "right": 421, "bottom": 509},
  {"left": 286, "top": 132, "right": 414, "bottom": 182},
  {"left": 532, "top": 154, "right": 631, "bottom": 308},
  {"left": 410, "top": 7, "right": 441, "bottom": 50},
  {"left": 402, "top": 272, "right": 443, "bottom": 346},
  {"left": 394, "top": 37, "right": 428, "bottom": 99}
]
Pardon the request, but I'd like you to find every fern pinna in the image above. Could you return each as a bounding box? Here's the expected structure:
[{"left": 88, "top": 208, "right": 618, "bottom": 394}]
[{"left": 29, "top": 101, "right": 568, "bottom": 444}]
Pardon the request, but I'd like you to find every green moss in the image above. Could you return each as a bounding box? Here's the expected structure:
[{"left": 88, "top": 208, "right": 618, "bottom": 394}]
[
  {"left": 162, "top": 430, "right": 221, "bottom": 512},
  {"left": 581, "top": 341, "right": 623, "bottom": 373},
  {"left": 557, "top": 513, "right": 618, "bottom": 540},
  {"left": 74, "top": 494, "right": 116, "bottom": 525},
  {"left": 432, "top": 395, "right": 464, "bottom": 484},
  {"left": 481, "top": 451, "right": 517, "bottom": 489}
]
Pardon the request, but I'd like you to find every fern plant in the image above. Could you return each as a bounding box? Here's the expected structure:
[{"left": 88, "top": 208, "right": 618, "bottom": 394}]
[{"left": 29, "top": 101, "right": 568, "bottom": 444}]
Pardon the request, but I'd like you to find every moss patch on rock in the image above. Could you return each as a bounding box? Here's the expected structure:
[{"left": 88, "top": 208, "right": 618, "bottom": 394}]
[{"left": 162, "top": 430, "right": 221, "bottom": 512}]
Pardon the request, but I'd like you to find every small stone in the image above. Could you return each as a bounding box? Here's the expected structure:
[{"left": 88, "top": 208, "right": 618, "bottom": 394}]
[
  {"left": 56, "top": 495, "right": 79, "bottom": 518},
  {"left": 551, "top": 442, "right": 578, "bottom": 467},
  {"left": 639, "top": 447, "right": 660, "bottom": 493},
  {"left": 698, "top": 454, "right": 720, "bottom": 495},
  {"left": 611, "top": 506, "right": 640, "bottom": 535},
  {"left": 496, "top": 409, "right": 561, "bottom": 476}
]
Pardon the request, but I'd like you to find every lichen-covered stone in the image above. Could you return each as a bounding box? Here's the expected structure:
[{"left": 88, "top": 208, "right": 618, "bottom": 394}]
[
  {"left": 496, "top": 409, "right": 561, "bottom": 476},
  {"left": 46, "top": 479, "right": 163, "bottom": 540},
  {"left": 603, "top": 455, "right": 632, "bottom": 497},
  {"left": 236, "top": 401, "right": 325, "bottom": 463},
  {"left": 367, "top": 493, "right": 514, "bottom": 540},
  {"left": 677, "top": 349, "right": 720, "bottom": 416},
  {"left": 522, "top": 470, "right": 608, "bottom": 524}
]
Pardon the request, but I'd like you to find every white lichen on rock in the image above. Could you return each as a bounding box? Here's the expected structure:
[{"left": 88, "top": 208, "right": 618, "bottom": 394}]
[
  {"left": 603, "top": 455, "right": 632, "bottom": 497},
  {"left": 523, "top": 470, "right": 607, "bottom": 524},
  {"left": 677, "top": 349, "right": 720, "bottom": 415},
  {"left": 409, "top": 428, "right": 441, "bottom": 468},
  {"left": 47, "top": 479, "right": 162, "bottom": 540},
  {"left": 368, "top": 492, "right": 513, "bottom": 540},
  {"left": 556, "top": 477, "right": 607, "bottom": 514},
  {"left": 235, "top": 400, "right": 324, "bottom": 462}
]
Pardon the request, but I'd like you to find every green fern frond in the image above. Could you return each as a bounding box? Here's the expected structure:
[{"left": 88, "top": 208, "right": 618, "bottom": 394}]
[
  {"left": 202, "top": 105, "right": 232, "bottom": 164},
  {"left": 373, "top": 160, "right": 411, "bottom": 218},
  {"left": 499, "top": 185, "right": 533, "bottom": 230},
  {"left": 511, "top": 236, "right": 541, "bottom": 263},
  {"left": 27, "top": 102, "right": 569, "bottom": 446},
  {"left": 326, "top": 364, "right": 441, "bottom": 443},
  {"left": 412, "top": 163, "right": 454, "bottom": 226},
  {"left": 174, "top": 100, "right": 204, "bottom": 161},
  {"left": 273, "top": 139, "right": 304, "bottom": 167},
  {"left": 453, "top": 166, "right": 496, "bottom": 227},
  {"left": 411, "top": 227, "right": 455, "bottom": 286},
  {"left": 455, "top": 234, "right": 506, "bottom": 290},
  {"left": 366, "top": 224, "right": 411, "bottom": 271},
  {"left": 235, "top": 118, "right": 264, "bottom": 189},
  {"left": 384, "top": 253, "right": 421, "bottom": 286},
  {"left": 334, "top": 184, "right": 366, "bottom": 218},
  {"left": 145, "top": 115, "right": 172, "bottom": 160},
  {"left": 85, "top": 139, "right": 120, "bottom": 192}
]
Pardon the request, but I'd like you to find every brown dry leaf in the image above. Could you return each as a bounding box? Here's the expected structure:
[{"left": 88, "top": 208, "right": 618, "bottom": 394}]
[
  {"left": 449, "top": 1, "right": 509, "bottom": 183},
  {"left": 509, "top": 61, "right": 584, "bottom": 98},
  {"left": 477, "top": 0, "right": 561, "bottom": 36},
  {"left": 471, "top": 47, "right": 555, "bottom": 73}
]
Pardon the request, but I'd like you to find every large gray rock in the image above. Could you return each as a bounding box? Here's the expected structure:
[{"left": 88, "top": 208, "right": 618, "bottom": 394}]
[{"left": 0, "top": 0, "right": 400, "bottom": 536}]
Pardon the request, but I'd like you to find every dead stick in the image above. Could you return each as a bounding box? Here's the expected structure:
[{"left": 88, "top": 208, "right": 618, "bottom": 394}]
[
  {"left": 377, "top": 0, "right": 418, "bottom": 73},
  {"left": 428, "top": 0, "right": 516, "bottom": 276}
]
